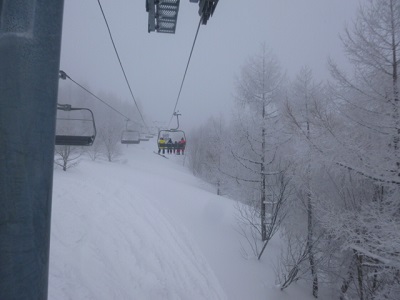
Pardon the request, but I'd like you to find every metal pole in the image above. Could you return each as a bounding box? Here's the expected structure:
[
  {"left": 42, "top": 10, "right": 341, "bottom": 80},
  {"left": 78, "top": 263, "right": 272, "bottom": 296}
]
[{"left": 0, "top": 1, "right": 65, "bottom": 299}]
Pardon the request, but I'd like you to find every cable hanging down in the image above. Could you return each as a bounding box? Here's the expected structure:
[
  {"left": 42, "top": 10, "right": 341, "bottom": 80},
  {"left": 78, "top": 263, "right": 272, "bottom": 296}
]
[
  {"left": 59, "top": 70, "right": 131, "bottom": 122},
  {"left": 97, "top": 0, "right": 149, "bottom": 131},
  {"left": 167, "top": 17, "right": 202, "bottom": 128}
]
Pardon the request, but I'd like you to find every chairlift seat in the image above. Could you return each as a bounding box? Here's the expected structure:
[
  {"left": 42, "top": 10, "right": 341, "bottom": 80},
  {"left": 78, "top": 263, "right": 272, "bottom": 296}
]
[
  {"left": 121, "top": 139, "right": 140, "bottom": 144},
  {"left": 158, "top": 143, "right": 185, "bottom": 150},
  {"left": 55, "top": 135, "right": 95, "bottom": 146}
]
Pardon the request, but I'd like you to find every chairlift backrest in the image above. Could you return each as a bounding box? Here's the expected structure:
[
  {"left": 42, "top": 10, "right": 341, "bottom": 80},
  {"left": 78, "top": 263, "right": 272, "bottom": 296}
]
[
  {"left": 121, "top": 130, "right": 140, "bottom": 144},
  {"left": 157, "top": 129, "right": 186, "bottom": 144},
  {"left": 55, "top": 104, "right": 96, "bottom": 146},
  {"left": 140, "top": 133, "right": 150, "bottom": 141}
]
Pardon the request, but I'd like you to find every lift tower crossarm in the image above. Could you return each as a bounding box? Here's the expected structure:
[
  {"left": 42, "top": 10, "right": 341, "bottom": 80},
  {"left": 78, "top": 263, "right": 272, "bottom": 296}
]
[{"left": 147, "top": 0, "right": 180, "bottom": 34}]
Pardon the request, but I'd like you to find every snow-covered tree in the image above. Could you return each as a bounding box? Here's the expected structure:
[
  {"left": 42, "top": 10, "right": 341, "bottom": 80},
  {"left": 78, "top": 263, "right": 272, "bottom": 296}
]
[
  {"left": 231, "top": 45, "right": 289, "bottom": 248},
  {"left": 54, "top": 145, "right": 83, "bottom": 171},
  {"left": 281, "top": 66, "right": 326, "bottom": 297},
  {"left": 100, "top": 121, "right": 122, "bottom": 162},
  {"left": 188, "top": 115, "right": 228, "bottom": 195},
  {"left": 315, "top": 1, "right": 400, "bottom": 298}
]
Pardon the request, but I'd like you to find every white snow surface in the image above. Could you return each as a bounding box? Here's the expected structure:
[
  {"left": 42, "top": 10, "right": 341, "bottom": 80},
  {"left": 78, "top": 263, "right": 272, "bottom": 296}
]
[{"left": 49, "top": 140, "right": 321, "bottom": 300}]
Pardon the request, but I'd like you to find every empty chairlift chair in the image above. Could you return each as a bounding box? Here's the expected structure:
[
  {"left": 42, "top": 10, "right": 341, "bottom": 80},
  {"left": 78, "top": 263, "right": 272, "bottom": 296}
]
[
  {"left": 140, "top": 133, "right": 150, "bottom": 141},
  {"left": 121, "top": 130, "right": 140, "bottom": 144},
  {"left": 55, "top": 104, "right": 97, "bottom": 146}
]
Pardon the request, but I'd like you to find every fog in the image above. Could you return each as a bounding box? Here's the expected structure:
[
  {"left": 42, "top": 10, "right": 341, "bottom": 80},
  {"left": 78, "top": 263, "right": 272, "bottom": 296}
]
[{"left": 60, "top": 0, "right": 359, "bottom": 131}]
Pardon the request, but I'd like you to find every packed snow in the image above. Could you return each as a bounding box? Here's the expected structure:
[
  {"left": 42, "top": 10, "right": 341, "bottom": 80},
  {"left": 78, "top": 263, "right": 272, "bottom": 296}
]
[{"left": 49, "top": 139, "right": 324, "bottom": 299}]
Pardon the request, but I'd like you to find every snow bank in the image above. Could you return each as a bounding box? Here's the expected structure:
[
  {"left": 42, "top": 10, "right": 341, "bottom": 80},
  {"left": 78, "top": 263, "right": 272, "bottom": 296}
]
[
  {"left": 49, "top": 141, "right": 323, "bottom": 300},
  {"left": 49, "top": 144, "right": 226, "bottom": 299}
]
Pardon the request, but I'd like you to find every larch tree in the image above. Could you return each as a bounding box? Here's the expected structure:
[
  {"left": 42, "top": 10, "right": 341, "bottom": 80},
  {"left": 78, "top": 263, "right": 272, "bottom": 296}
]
[
  {"left": 283, "top": 66, "right": 324, "bottom": 298},
  {"left": 322, "top": 0, "right": 400, "bottom": 298},
  {"left": 232, "top": 45, "right": 289, "bottom": 247},
  {"left": 187, "top": 115, "right": 228, "bottom": 195},
  {"left": 329, "top": 0, "right": 400, "bottom": 184}
]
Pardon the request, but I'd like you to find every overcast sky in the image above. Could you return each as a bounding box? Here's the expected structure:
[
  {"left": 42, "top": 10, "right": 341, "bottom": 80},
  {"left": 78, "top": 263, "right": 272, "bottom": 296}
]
[{"left": 60, "top": 0, "right": 360, "bottom": 131}]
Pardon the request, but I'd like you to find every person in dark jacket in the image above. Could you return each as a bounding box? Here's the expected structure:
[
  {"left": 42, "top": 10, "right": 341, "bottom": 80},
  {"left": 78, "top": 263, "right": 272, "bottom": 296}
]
[{"left": 166, "top": 138, "right": 173, "bottom": 154}]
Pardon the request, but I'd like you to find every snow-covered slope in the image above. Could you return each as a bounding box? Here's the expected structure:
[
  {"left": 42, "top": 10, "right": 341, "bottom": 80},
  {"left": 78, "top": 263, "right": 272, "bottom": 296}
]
[{"left": 49, "top": 140, "right": 321, "bottom": 300}]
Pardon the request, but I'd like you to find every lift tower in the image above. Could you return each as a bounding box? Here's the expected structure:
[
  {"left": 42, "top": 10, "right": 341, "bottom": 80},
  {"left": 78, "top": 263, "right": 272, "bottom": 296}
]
[{"left": 0, "top": 1, "right": 65, "bottom": 299}]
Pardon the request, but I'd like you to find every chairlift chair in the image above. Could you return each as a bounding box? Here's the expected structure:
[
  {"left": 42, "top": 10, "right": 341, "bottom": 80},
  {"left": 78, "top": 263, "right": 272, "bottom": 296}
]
[
  {"left": 140, "top": 133, "right": 150, "bottom": 141},
  {"left": 121, "top": 130, "right": 140, "bottom": 144},
  {"left": 55, "top": 104, "right": 96, "bottom": 146},
  {"left": 157, "top": 129, "right": 186, "bottom": 141},
  {"left": 157, "top": 129, "right": 186, "bottom": 153},
  {"left": 157, "top": 112, "right": 186, "bottom": 153}
]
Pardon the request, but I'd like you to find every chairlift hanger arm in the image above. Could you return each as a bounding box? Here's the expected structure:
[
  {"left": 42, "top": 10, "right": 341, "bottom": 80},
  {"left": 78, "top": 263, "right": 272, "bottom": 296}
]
[
  {"left": 57, "top": 103, "right": 94, "bottom": 114},
  {"left": 57, "top": 103, "right": 71, "bottom": 110},
  {"left": 172, "top": 111, "right": 181, "bottom": 130}
]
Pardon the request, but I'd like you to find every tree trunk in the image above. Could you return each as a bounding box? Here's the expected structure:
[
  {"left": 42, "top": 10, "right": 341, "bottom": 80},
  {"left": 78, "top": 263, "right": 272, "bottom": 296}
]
[
  {"left": 357, "top": 253, "right": 364, "bottom": 300},
  {"left": 261, "top": 101, "right": 267, "bottom": 241},
  {"left": 307, "top": 189, "right": 318, "bottom": 298},
  {"left": 340, "top": 257, "right": 355, "bottom": 300},
  {"left": 305, "top": 84, "right": 318, "bottom": 298},
  {"left": 390, "top": 0, "right": 400, "bottom": 176}
]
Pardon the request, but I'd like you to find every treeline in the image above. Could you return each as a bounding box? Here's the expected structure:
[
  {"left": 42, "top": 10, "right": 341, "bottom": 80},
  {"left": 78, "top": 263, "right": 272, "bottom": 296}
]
[{"left": 187, "top": 1, "right": 400, "bottom": 299}]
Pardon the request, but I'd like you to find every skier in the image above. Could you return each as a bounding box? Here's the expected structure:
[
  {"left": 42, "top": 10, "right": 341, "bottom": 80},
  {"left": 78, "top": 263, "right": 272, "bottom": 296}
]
[
  {"left": 158, "top": 137, "right": 166, "bottom": 154},
  {"left": 166, "top": 138, "right": 173, "bottom": 154},
  {"left": 177, "top": 137, "right": 186, "bottom": 155}
]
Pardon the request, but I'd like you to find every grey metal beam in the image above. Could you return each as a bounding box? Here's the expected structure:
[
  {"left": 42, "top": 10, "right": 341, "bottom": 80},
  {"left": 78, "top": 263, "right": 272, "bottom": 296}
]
[
  {"left": 147, "top": 0, "right": 180, "bottom": 34},
  {"left": 147, "top": 0, "right": 156, "bottom": 32},
  {"left": 0, "top": 0, "right": 65, "bottom": 299}
]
